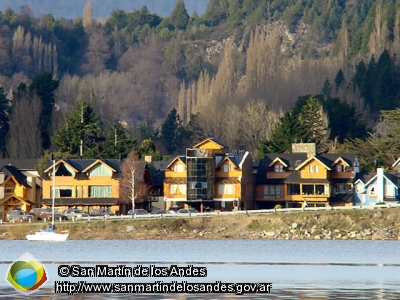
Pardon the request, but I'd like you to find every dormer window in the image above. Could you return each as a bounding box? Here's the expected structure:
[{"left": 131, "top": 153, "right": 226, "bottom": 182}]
[
  {"left": 223, "top": 163, "right": 232, "bottom": 172},
  {"left": 336, "top": 164, "right": 345, "bottom": 172},
  {"left": 274, "top": 165, "right": 283, "bottom": 172},
  {"left": 309, "top": 165, "right": 318, "bottom": 173},
  {"left": 173, "top": 164, "right": 184, "bottom": 172}
]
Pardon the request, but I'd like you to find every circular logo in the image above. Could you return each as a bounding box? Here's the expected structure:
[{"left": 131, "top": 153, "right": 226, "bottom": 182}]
[{"left": 6, "top": 252, "right": 48, "bottom": 294}]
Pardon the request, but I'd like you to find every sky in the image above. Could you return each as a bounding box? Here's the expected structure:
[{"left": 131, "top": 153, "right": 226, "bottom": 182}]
[{"left": 1, "top": 0, "right": 208, "bottom": 19}]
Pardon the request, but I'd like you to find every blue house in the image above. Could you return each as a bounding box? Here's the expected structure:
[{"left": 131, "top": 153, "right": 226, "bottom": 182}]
[{"left": 354, "top": 168, "right": 400, "bottom": 206}]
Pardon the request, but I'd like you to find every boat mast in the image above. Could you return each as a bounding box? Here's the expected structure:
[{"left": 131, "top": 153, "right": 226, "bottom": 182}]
[{"left": 52, "top": 155, "right": 55, "bottom": 227}]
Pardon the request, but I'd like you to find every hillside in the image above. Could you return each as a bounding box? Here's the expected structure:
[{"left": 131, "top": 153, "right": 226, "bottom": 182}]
[{"left": 1, "top": 0, "right": 400, "bottom": 172}]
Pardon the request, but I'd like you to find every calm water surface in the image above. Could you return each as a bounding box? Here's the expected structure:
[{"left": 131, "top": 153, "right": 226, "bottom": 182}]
[{"left": 0, "top": 239, "right": 399, "bottom": 299}]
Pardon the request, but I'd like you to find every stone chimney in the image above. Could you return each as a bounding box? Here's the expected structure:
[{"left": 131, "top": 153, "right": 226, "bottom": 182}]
[
  {"left": 291, "top": 143, "right": 316, "bottom": 157},
  {"left": 376, "top": 168, "right": 384, "bottom": 203},
  {"left": 144, "top": 156, "right": 152, "bottom": 163}
]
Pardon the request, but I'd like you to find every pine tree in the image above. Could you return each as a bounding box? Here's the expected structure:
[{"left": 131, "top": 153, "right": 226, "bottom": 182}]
[
  {"left": 263, "top": 109, "right": 305, "bottom": 154},
  {"left": 299, "top": 96, "right": 330, "bottom": 153},
  {"left": 137, "top": 139, "right": 162, "bottom": 160},
  {"left": 170, "top": 0, "right": 190, "bottom": 30},
  {"left": 160, "top": 108, "right": 185, "bottom": 154},
  {"left": 52, "top": 100, "right": 103, "bottom": 158},
  {"left": 101, "top": 123, "right": 137, "bottom": 159}
]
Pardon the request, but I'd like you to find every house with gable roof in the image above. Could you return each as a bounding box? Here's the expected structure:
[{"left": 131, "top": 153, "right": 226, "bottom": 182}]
[
  {"left": 354, "top": 168, "right": 400, "bottom": 206},
  {"left": 41, "top": 158, "right": 154, "bottom": 214},
  {"left": 162, "top": 138, "right": 254, "bottom": 211},
  {"left": 0, "top": 164, "right": 41, "bottom": 221},
  {"left": 255, "top": 143, "right": 360, "bottom": 208}
]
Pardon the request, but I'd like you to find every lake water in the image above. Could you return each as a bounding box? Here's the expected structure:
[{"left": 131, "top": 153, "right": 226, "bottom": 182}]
[{"left": 0, "top": 239, "right": 399, "bottom": 299}]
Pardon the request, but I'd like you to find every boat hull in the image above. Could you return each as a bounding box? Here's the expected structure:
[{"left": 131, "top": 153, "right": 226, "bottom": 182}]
[{"left": 26, "top": 231, "right": 69, "bottom": 242}]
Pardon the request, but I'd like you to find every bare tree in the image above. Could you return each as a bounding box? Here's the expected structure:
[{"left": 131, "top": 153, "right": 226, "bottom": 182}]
[{"left": 120, "top": 149, "right": 150, "bottom": 214}]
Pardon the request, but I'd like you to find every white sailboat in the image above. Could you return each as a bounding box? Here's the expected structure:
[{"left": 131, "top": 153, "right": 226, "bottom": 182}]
[{"left": 27, "top": 157, "right": 69, "bottom": 242}]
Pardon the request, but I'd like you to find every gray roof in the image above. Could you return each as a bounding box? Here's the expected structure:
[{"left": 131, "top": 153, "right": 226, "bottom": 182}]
[
  {"left": 257, "top": 152, "right": 358, "bottom": 185},
  {"left": 148, "top": 161, "right": 167, "bottom": 188},
  {"left": 0, "top": 165, "right": 31, "bottom": 188},
  {"left": 0, "top": 159, "right": 39, "bottom": 170}
]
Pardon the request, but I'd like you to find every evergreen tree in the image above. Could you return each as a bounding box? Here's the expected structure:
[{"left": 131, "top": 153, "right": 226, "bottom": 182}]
[
  {"left": 170, "top": 0, "right": 190, "bottom": 30},
  {"left": 30, "top": 72, "right": 59, "bottom": 150},
  {"left": 137, "top": 139, "right": 162, "bottom": 160},
  {"left": 334, "top": 69, "right": 344, "bottom": 90},
  {"left": 299, "top": 96, "right": 330, "bottom": 153},
  {"left": 262, "top": 109, "right": 306, "bottom": 155},
  {"left": 0, "top": 87, "right": 10, "bottom": 158},
  {"left": 160, "top": 108, "right": 185, "bottom": 154},
  {"left": 101, "top": 123, "right": 137, "bottom": 159},
  {"left": 52, "top": 101, "right": 103, "bottom": 158}
]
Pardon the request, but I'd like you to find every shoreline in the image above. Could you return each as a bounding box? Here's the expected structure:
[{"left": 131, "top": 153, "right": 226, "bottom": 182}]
[{"left": 1, "top": 208, "right": 400, "bottom": 241}]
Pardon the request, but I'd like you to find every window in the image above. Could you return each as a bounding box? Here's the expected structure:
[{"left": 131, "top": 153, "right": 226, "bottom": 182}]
[
  {"left": 173, "top": 164, "right": 184, "bottom": 172},
  {"left": 274, "top": 165, "right": 283, "bottom": 172},
  {"left": 263, "top": 185, "right": 281, "bottom": 199},
  {"left": 169, "top": 184, "right": 187, "bottom": 195},
  {"left": 76, "top": 186, "right": 80, "bottom": 197},
  {"left": 6, "top": 188, "right": 14, "bottom": 193},
  {"left": 89, "top": 164, "right": 112, "bottom": 176},
  {"left": 336, "top": 164, "right": 345, "bottom": 172},
  {"left": 287, "top": 184, "right": 300, "bottom": 195},
  {"left": 89, "top": 186, "right": 111, "bottom": 197},
  {"left": 51, "top": 186, "right": 73, "bottom": 197},
  {"left": 333, "top": 184, "right": 351, "bottom": 194},
  {"left": 222, "top": 164, "right": 232, "bottom": 172},
  {"left": 55, "top": 164, "right": 74, "bottom": 176},
  {"left": 309, "top": 165, "right": 318, "bottom": 173},
  {"left": 218, "top": 184, "right": 234, "bottom": 195},
  {"left": 369, "top": 186, "right": 375, "bottom": 196}
]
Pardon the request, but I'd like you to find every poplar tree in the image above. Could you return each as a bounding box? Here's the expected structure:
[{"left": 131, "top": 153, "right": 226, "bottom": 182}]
[{"left": 0, "top": 88, "right": 10, "bottom": 158}]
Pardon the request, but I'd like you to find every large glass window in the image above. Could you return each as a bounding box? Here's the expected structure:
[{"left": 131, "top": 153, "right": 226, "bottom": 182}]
[
  {"left": 89, "top": 186, "right": 112, "bottom": 197},
  {"left": 51, "top": 186, "right": 73, "bottom": 197},
  {"left": 186, "top": 157, "right": 214, "bottom": 201},
  {"left": 218, "top": 184, "right": 234, "bottom": 195},
  {"left": 89, "top": 164, "right": 112, "bottom": 176},
  {"left": 264, "top": 185, "right": 281, "bottom": 198},
  {"left": 274, "top": 165, "right": 283, "bottom": 172},
  {"left": 169, "top": 184, "right": 187, "bottom": 195},
  {"left": 287, "top": 184, "right": 300, "bottom": 195}
]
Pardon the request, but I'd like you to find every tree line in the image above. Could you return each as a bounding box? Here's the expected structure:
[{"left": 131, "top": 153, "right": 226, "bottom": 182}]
[{"left": 1, "top": 1, "right": 400, "bottom": 173}]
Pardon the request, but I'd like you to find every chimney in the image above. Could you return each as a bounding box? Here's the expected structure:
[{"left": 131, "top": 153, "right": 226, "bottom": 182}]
[
  {"left": 291, "top": 143, "right": 316, "bottom": 157},
  {"left": 376, "top": 168, "right": 384, "bottom": 203},
  {"left": 144, "top": 156, "right": 152, "bottom": 163}
]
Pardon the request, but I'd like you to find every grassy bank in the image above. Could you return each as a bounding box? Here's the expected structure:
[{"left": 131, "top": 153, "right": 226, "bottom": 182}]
[{"left": 1, "top": 208, "right": 400, "bottom": 240}]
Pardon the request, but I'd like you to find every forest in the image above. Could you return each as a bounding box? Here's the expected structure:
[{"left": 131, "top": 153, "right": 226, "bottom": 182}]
[{"left": 1, "top": 0, "right": 400, "bottom": 172}]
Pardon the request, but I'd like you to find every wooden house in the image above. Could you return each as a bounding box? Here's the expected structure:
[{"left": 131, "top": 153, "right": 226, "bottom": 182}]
[
  {"left": 0, "top": 164, "right": 41, "bottom": 221},
  {"left": 162, "top": 138, "right": 254, "bottom": 211},
  {"left": 255, "top": 143, "right": 360, "bottom": 208},
  {"left": 41, "top": 159, "right": 155, "bottom": 214}
]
